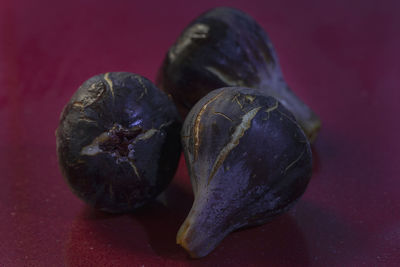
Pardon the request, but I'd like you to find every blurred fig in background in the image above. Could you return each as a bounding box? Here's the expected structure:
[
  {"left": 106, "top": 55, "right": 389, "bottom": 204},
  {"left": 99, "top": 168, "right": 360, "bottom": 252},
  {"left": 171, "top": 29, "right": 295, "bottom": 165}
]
[{"left": 157, "top": 7, "right": 321, "bottom": 142}]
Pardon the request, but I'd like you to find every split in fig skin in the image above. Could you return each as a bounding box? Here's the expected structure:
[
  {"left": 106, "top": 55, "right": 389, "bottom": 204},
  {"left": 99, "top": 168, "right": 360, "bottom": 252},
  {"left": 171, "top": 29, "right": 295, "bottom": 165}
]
[
  {"left": 157, "top": 7, "right": 321, "bottom": 142},
  {"left": 178, "top": 87, "right": 312, "bottom": 258},
  {"left": 56, "top": 72, "right": 182, "bottom": 213}
]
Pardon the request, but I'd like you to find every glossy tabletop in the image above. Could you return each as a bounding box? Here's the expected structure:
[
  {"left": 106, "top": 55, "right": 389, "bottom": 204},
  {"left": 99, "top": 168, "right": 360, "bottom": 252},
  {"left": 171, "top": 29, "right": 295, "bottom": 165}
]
[{"left": 1, "top": 0, "right": 399, "bottom": 266}]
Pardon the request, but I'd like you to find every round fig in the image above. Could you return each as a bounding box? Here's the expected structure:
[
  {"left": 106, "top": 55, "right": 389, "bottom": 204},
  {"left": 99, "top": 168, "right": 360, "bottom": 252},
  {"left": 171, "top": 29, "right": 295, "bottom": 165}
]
[
  {"left": 177, "top": 87, "right": 312, "bottom": 258},
  {"left": 157, "top": 7, "right": 320, "bottom": 142},
  {"left": 56, "top": 72, "right": 181, "bottom": 213}
]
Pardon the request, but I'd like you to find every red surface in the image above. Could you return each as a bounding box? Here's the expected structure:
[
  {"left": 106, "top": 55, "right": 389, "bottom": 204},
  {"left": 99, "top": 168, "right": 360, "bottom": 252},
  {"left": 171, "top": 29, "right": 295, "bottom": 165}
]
[{"left": 1, "top": 0, "right": 399, "bottom": 266}]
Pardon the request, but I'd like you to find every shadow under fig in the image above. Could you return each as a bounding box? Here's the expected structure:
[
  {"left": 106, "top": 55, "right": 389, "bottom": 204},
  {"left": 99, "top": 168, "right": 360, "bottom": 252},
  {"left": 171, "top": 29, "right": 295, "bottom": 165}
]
[
  {"left": 64, "top": 181, "right": 194, "bottom": 265},
  {"left": 132, "top": 181, "right": 194, "bottom": 259},
  {"left": 189, "top": 213, "right": 310, "bottom": 266}
]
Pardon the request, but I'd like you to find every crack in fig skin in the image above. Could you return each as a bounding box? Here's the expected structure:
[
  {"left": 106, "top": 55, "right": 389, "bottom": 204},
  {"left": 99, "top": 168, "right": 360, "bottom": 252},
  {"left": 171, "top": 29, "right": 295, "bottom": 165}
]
[
  {"left": 103, "top": 72, "right": 115, "bottom": 99},
  {"left": 193, "top": 90, "right": 225, "bottom": 160},
  {"left": 207, "top": 106, "right": 261, "bottom": 184},
  {"left": 284, "top": 147, "right": 306, "bottom": 175},
  {"left": 179, "top": 87, "right": 312, "bottom": 258},
  {"left": 213, "top": 111, "right": 233, "bottom": 122}
]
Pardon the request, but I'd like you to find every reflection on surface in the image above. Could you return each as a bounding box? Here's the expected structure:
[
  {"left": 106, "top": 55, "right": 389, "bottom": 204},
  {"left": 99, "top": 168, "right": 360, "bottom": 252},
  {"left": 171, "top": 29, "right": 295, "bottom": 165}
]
[
  {"left": 293, "top": 200, "right": 367, "bottom": 265},
  {"left": 65, "top": 180, "right": 311, "bottom": 265},
  {"left": 64, "top": 150, "right": 368, "bottom": 265},
  {"left": 133, "top": 182, "right": 194, "bottom": 259},
  {"left": 65, "top": 155, "right": 313, "bottom": 265}
]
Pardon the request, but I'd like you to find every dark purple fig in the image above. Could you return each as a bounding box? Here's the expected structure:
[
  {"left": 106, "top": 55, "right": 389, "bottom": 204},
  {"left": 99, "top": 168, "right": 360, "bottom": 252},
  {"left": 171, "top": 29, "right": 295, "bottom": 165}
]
[
  {"left": 157, "top": 7, "right": 320, "bottom": 142},
  {"left": 56, "top": 72, "right": 181, "bottom": 213},
  {"left": 177, "top": 87, "right": 312, "bottom": 258}
]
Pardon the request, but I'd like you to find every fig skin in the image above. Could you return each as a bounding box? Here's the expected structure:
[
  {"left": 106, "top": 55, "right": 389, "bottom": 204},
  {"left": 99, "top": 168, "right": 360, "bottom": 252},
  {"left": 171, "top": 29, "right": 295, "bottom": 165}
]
[
  {"left": 56, "top": 72, "right": 181, "bottom": 213},
  {"left": 178, "top": 87, "right": 312, "bottom": 258},
  {"left": 157, "top": 7, "right": 320, "bottom": 142}
]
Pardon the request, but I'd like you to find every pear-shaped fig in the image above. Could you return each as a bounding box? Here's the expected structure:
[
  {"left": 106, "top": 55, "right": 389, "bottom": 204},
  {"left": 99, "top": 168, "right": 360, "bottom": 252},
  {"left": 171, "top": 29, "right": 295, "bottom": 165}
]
[
  {"left": 157, "top": 7, "right": 320, "bottom": 142},
  {"left": 178, "top": 87, "right": 312, "bottom": 258},
  {"left": 56, "top": 72, "right": 181, "bottom": 213}
]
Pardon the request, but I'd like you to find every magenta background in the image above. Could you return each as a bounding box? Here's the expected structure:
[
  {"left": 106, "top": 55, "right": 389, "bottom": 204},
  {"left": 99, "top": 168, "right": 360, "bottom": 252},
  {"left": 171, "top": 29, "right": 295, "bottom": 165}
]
[{"left": 1, "top": 0, "right": 399, "bottom": 266}]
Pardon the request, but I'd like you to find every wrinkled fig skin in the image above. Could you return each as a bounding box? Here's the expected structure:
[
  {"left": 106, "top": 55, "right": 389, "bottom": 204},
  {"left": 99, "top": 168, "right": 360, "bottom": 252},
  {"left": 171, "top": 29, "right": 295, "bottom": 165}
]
[
  {"left": 178, "top": 87, "right": 312, "bottom": 258},
  {"left": 56, "top": 72, "right": 182, "bottom": 213},
  {"left": 157, "top": 7, "right": 320, "bottom": 142}
]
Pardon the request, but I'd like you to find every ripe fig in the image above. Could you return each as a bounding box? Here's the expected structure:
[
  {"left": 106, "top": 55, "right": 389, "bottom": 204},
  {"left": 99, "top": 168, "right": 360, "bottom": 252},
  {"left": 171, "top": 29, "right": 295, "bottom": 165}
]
[
  {"left": 56, "top": 72, "right": 181, "bottom": 213},
  {"left": 178, "top": 87, "right": 312, "bottom": 258},
  {"left": 157, "top": 7, "right": 320, "bottom": 142}
]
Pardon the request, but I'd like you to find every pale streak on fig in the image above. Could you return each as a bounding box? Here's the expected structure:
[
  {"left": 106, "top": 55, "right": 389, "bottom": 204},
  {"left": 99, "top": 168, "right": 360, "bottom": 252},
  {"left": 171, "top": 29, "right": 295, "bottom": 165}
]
[
  {"left": 205, "top": 66, "right": 236, "bottom": 86},
  {"left": 193, "top": 91, "right": 225, "bottom": 160},
  {"left": 232, "top": 94, "right": 243, "bottom": 109},
  {"left": 170, "top": 24, "right": 209, "bottom": 61},
  {"left": 278, "top": 109, "right": 298, "bottom": 126},
  {"left": 135, "top": 120, "right": 174, "bottom": 142},
  {"left": 245, "top": 95, "right": 255, "bottom": 103},
  {"left": 207, "top": 107, "right": 261, "bottom": 184},
  {"left": 262, "top": 100, "right": 279, "bottom": 120},
  {"left": 79, "top": 117, "right": 97, "bottom": 124},
  {"left": 81, "top": 145, "right": 103, "bottom": 156},
  {"left": 265, "top": 101, "right": 279, "bottom": 113},
  {"left": 159, "top": 120, "right": 173, "bottom": 129},
  {"left": 213, "top": 111, "right": 233, "bottom": 122},
  {"left": 80, "top": 132, "right": 109, "bottom": 156},
  {"left": 283, "top": 147, "right": 306, "bottom": 175},
  {"left": 104, "top": 73, "right": 115, "bottom": 99},
  {"left": 128, "top": 161, "right": 141, "bottom": 179},
  {"left": 136, "top": 129, "right": 158, "bottom": 142},
  {"left": 136, "top": 75, "right": 148, "bottom": 100},
  {"left": 72, "top": 101, "right": 84, "bottom": 109}
]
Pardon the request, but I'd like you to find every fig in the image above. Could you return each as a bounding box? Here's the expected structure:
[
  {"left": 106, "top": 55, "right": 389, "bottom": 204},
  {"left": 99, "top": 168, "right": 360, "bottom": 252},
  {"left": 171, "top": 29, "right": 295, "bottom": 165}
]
[
  {"left": 56, "top": 72, "right": 181, "bottom": 213},
  {"left": 157, "top": 7, "right": 320, "bottom": 142},
  {"left": 178, "top": 87, "right": 312, "bottom": 258}
]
